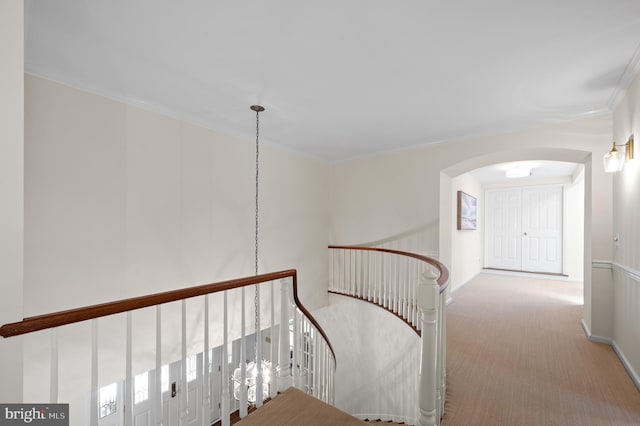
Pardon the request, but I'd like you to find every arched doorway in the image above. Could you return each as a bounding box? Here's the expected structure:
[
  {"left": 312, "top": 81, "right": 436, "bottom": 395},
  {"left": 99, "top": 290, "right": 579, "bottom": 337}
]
[{"left": 439, "top": 147, "right": 592, "bottom": 302}]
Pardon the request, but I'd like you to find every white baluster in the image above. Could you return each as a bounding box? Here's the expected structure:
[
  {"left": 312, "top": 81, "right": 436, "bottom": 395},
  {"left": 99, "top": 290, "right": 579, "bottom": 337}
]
[
  {"left": 155, "top": 306, "right": 162, "bottom": 426},
  {"left": 414, "top": 262, "right": 420, "bottom": 328},
  {"left": 240, "top": 287, "right": 247, "bottom": 417},
  {"left": 125, "top": 311, "right": 133, "bottom": 426},
  {"left": 402, "top": 257, "right": 408, "bottom": 320},
  {"left": 202, "top": 295, "right": 210, "bottom": 426},
  {"left": 306, "top": 321, "right": 312, "bottom": 394},
  {"left": 371, "top": 252, "right": 377, "bottom": 303},
  {"left": 438, "top": 290, "right": 447, "bottom": 421},
  {"left": 270, "top": 280, "right": 277, "bottom": 399},
  {"left": 221, "top": 293, "right": 230, "bottom": 426},
  {"left": 417, "top": 271, "right": 439, "bottom": 426},
  {"left": 394, "top": 256, "right": 400, "bottom": 314},
  {"left": 341, "top": 250, "right": 346, "bottom": 293},
  {"left": 323, "top": 341, "right": 328, "bottom": 402},
  {"left": 255, "top": 285, "right": 263, "bottom": 408},
  {"left": 313, "top": 330, "right": 319, "bottom": 397},
  {"left": 355, "top": 250, "right": 360, "bottom": 297},
  {"left": 380, "top": 252, "right": 385, "bottom": 306},
  {"left": 293, "top": 310, "right": 301, "bottom": 389},
  {"left": 50, "top": 328, "right": 58, "bottom": 403},
  {"left": 367, "top": 250, "right": 372, "bottom": 301},
  {"left": 383, "top": 254, "right": 388, "bottom": 309},
  {"left": 329, "top": 250, "right": 334, "bottom": 291},
  {"left": 277, "top": 279, "right": 292, "bottom": 392},
  {"left": 90, "top": 320, "right": 98, "bottom": 426},
  {"left": 180, "top": 300, "right": 188, "bottom": 425}
]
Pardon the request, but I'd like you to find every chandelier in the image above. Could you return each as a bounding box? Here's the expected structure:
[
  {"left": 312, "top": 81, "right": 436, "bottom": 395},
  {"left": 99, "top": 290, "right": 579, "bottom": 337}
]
[
  {"left": 232, "top": 360, "right": 272, "bottom": 403},
  {"left": 232, "top": 105, "right": 270, "bottom": 406}
]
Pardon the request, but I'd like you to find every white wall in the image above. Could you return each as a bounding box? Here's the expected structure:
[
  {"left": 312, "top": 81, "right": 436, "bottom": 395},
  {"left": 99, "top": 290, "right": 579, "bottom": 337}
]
[
  {"left": 565, "top": 169, "right": 585, "bottom": 282},
  {"left": 313, "top": 295, "right": 419, "bottom": 424},
  {"left": 22, "top": 75, "right": 330, "bottom": 407},
  {"left": 610, "top": 72, "right": 640, "bottom": 388},
  {"left": 0, "top": 0, "right": 24, "bottom": 402},
  {"left": 25, "top": 74, "right": 329, "bottom": 315},
  {"left": 329, "top": 115, "right": 613, "bottom": 340},
  {"left": 449, "top": 173, "right": 483, "bottom": 291}
]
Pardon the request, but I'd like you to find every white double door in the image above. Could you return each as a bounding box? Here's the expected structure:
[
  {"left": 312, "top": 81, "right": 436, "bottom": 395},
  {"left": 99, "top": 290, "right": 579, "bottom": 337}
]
[{"left": 486, "top": 186, "right": 563, "bottom": 274}]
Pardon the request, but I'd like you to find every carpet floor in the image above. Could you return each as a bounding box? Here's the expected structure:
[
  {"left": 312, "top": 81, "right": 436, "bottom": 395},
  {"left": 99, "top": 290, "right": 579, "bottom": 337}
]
[
  {"left": 234, "top": 387, "right": 367, "bottom": 426},
  {"left": 442, "top": 272, "right": 640, "bottom": 426}
]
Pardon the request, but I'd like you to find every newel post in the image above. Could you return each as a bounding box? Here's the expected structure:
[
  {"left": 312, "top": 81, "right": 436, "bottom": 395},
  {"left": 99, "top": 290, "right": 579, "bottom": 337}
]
[
  {"left": 417, "top": 270, "right": 440, "bottom": 426},
  {"left": 277, "top": 279, "right": 292, "bottom": 391}
]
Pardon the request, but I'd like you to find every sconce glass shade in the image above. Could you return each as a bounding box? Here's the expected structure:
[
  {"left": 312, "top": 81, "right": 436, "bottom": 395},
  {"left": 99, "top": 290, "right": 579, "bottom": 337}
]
[
  {"left": 603, "top": 144, "right": 624, "bottom": 173},
  {"left": 232, "top": 360, "right": 271, "bottom": 404}
]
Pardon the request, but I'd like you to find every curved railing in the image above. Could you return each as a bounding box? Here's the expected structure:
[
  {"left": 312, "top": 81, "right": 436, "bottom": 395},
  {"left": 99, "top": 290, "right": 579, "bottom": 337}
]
[
  {"left": 329, "top": 245, "right": 448, "bottom": 332},
  {"left": 1, "top": 269, "right": 335, "bottom": 426},
  {"left": 329, "top": 245, "right": 449, "bottom": 426}
]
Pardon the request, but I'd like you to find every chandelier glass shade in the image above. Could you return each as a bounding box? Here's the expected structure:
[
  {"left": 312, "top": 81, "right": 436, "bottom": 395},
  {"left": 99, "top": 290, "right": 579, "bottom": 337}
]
[
  {"left": 603, "top": 143, "right": 624, "bottom": 173},
  {"left": 603, "top": 136, "right": 634, "bottom": 173},
  {"left": 232, "top": 360, "right": 271, "bottom": 403}
]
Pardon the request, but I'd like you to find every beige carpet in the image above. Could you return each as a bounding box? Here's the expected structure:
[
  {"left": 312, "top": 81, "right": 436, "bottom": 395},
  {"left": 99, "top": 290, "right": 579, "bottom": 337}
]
[
  {"left": 235, "top": 387, "right": 367, "bottom": 426},
  {"left": 443, "top": 273, "right": 640, "bottom": 426}
]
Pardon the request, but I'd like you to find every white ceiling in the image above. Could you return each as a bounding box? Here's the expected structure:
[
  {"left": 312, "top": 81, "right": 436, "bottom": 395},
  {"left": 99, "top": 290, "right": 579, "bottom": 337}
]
[{"left": 24, "top": 0, "right": 640, "bottom": 163}]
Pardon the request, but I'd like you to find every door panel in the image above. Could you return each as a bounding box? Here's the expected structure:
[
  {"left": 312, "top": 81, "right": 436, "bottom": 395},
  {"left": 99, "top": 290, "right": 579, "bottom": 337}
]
[
  {"left": 486, "top": 186, "right": 563, "bottom": 274},
  {"left": 486, "top": 189, "right": 522, "bottom": 270},
  {"left": 521, "top": 187, "right": 563, "bottom": 273}
]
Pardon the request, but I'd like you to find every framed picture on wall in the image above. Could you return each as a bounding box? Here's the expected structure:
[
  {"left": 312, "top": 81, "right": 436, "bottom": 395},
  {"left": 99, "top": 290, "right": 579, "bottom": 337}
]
[{"left": 457, "top": 191, "right": 477, "bottom": 230}]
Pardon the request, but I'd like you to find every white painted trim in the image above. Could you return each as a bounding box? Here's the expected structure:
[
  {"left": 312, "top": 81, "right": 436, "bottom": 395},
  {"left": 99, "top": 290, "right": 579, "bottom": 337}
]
[
  {"left": 580, "top": 319, "right": 612, "bottom": 345},
  {"left": 608, "top": 41, "right": 640, "bottom": 110},
  {"left": 586, "top": 260, "right": 640, "bottom": 392},
  {"left": 591, "top": 260, "right": 612, "bottom": 269},
  {"left": 451, "top": 272, "right": 481, "bottom": 295},
  {"left": 591, "top": 260, "right": 640, "bottom": 283},
  {"left": 612, "top": 341, "right": 640, "bottom": 392},
  {"left": 480, "top": 269, "right": 570, "bottom": 281},
  {"left": 611, "top": 262, "right": 640, "bottom": 283}
]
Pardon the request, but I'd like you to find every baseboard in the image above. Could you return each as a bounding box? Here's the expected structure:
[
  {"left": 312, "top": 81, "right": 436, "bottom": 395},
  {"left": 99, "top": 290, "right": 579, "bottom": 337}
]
[
  {"left": 612, "top": 340, "right": 640, "bottom": 392},
  {"left": 580, "top": 319, "right": 612, "bottom": 345},
  {"left": 449, "top": 272, "right": 481, "bottom": 300},
  {"left": 581, "top": 319, "right": 640, "bottom": 392}
]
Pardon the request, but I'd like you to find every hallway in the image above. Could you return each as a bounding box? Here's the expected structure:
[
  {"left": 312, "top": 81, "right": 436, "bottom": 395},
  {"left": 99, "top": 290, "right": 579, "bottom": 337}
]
[{"left": 443, "top": 273, "right": 640, "bottom": 426}]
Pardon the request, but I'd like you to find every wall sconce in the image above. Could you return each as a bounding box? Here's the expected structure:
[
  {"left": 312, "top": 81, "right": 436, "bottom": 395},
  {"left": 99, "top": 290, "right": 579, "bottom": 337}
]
[{"left": 603, "top": 135, "right": 634, "bottom": 173}]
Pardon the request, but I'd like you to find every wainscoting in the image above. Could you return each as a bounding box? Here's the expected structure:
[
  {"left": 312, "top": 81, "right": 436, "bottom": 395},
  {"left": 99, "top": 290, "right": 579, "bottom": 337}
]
[{"left": 586, "top": 260, "right": 640, "bottom": 391}]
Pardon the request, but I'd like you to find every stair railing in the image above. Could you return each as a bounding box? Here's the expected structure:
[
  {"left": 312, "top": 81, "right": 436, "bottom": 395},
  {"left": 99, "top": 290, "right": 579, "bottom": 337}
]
[
  {"left": 0, "top": 269, "right": 335, "bottom": 426},
  {"left": 329, "top": 245, "right": 449, "bottom": 426}
]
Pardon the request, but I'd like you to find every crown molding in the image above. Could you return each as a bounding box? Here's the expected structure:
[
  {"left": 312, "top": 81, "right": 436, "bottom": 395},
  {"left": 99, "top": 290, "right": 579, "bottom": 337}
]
[{"left": 608, "top": 41, "right": 640, "bottom": 110}]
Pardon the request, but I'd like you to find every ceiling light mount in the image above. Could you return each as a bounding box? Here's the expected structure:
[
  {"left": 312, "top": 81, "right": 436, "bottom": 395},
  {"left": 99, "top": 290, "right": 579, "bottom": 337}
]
[
  {"left": 250, "top": 105, "right": 265, "bottom": 112},
  {"left": 505, "top": 166, "right": 531, "bottom": 179}
]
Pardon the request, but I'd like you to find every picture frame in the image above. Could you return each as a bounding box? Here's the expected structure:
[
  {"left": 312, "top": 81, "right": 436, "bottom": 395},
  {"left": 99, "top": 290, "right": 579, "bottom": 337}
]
[{"left": 457, "top": 191, "right": 477, "bottom": 230}]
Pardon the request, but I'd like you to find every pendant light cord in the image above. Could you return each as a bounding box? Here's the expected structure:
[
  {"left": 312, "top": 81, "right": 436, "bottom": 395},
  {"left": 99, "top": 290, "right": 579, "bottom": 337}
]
[
  {"left": 252, "top": 106, "right": 263, "bottom": 372},
  {"left": 255, "top": 108, "right": 260, "bottom": 277}
]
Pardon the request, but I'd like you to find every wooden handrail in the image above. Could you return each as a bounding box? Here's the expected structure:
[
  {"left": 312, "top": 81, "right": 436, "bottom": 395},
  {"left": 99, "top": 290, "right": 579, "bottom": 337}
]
[
  {"left": 0, "top": 269, "right": 336, "bottom": 365},
  {"left": 328, "top": 290, "right": 421, "bottom": 336},
  {"left": 291, "top": 271, "right": 336, "bottom": 362},
  {"left": 328, "top": 245, "right": 449, "bottom": 292}
]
